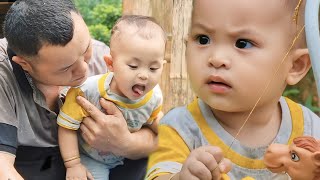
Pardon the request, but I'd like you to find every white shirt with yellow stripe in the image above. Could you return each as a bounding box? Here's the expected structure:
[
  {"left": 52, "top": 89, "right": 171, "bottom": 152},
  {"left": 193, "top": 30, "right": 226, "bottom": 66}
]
[
  {"left": 146, "top": 97, "right": 320, "bottom": 180},
  {"left": 57, "top": 72, "right": 162, "bottom": 164}
]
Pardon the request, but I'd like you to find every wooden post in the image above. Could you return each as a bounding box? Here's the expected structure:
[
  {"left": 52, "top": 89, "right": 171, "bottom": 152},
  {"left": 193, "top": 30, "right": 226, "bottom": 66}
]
[
  {"left": 122, "top": 0, "right": 194, "bottom": 112},
  {"left": 0, "top": 2, "right": 14, "bottom": 38}
]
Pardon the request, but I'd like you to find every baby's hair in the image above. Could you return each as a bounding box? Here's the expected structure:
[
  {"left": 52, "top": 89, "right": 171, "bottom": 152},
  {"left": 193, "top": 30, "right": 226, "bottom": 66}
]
[{"left": 110, "top": 15, "right": 166, "bottom": 44}]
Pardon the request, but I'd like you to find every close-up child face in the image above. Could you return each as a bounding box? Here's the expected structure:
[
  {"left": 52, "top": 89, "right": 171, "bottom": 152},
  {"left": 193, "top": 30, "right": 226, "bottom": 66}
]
[
  {"left": 111, "top": 25, "right": 165, "bottom": 100},
  {"left": 186, "top": 0, "right": 299, "bottom": 112}
]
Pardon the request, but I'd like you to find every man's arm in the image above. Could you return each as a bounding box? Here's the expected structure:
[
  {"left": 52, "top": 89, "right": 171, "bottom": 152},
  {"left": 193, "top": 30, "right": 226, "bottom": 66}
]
[
  {"left": 87, "top": 39, "right": 110, "bottom": 76},
  {"left": 0, "top": 55, "right": 23, "bottom": 179},
  {"left": 77, "top": 96, "right": 157, "bottom": 159},
  {"left": 0, "top": 152, "right": 23, "bottom": 180},
  {"left": 0, "top": 124, "right": 22, "bottom": 180}
]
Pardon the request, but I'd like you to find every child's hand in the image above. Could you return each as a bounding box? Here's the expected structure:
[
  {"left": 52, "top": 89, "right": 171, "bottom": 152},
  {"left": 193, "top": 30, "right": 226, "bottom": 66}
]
[
  {"left": 179, "top": 146, "right": 231, "bottom": 180},
  {"left": 66, "top": 163, "right": 94, "bottom": 180}
]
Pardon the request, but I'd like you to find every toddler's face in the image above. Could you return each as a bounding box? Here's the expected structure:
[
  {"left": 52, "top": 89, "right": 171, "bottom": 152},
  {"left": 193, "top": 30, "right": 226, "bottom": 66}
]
[
  {"left": 186, "top": 0, "right": 296, "bottom": 112},
  {"left": 111, "top": 31, "right": 165, "bottom": 100}
]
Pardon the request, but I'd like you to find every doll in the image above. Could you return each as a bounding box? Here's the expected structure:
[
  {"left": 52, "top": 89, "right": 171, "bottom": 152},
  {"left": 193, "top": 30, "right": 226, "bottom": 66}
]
[{"left": 264, "top": 136, "right": 320, "bottom": 180}]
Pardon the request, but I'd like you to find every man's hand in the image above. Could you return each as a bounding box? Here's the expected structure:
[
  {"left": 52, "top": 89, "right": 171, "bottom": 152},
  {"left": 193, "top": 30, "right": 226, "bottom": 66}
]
[
  {"left": 0, "top": 152, "right": 24, "bottom": 180},
  {"left": 77, "top": 96, "right": 131, "bottom": 157},
  {"left": 178, "top": 146, "right": 231, "bottom": 180},
  {"left": 77, "top": 96, "right": 157, "bottom": 159}
]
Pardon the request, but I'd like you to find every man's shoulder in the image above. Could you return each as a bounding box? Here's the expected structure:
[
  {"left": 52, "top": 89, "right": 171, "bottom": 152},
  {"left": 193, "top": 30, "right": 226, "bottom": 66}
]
[
  {"left": 0, "top": 57, "right": 13, "bottom": 81},
  {"left": 92, "top": 39, "right": 110, "bottom": 52},
  {"left": 0, "top": 38, "right": 9, "bottom": 68},
  {"left": 0, "top": 38, "right": 8, "bottom": 55}
]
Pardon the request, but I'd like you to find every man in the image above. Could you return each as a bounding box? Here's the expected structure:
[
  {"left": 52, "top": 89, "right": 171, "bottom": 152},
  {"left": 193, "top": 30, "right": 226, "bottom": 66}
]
[{"left": 0, "top": 0, "right": 156, "bottom": 179}]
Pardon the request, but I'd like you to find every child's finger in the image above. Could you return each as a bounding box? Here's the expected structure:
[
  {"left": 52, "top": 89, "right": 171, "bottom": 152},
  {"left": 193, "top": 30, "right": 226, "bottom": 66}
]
[
  {"left": 87, "top": 170, "right": 94, "bottom": 180},
  {"left": 219, "top": 158, "right": 232, "bottom": 174},
  {"left": 211, "top": 158, "right": 232, "bottom": 180},
  {"left": 188, "top": 160, "right": 212, "bottom": 180},
  {"left": 193, "top": 150, "right": 219, "bottom": 172},
  {"left": 201, "top": 146, "right": 224, "bottom": 164}
]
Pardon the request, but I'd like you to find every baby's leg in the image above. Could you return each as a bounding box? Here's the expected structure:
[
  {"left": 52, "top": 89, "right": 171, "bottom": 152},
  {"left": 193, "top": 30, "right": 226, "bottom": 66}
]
[{"left": 80, "top": 153, "right": 110, "bottom": 180}]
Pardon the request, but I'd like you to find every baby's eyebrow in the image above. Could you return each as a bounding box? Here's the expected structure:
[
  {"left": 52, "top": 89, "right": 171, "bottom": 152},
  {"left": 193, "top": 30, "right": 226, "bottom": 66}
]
[
  {"left": 228, "top": 28, "right": 260, "bottom": 37},
  {"left": 192, "top": 22, "right": 215, "bottom": 33}
]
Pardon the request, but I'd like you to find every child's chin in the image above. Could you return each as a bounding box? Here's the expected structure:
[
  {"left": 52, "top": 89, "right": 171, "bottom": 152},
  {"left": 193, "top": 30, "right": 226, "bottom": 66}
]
[{"left": 131, "top": 93, "right": 143, "bottom": 99}]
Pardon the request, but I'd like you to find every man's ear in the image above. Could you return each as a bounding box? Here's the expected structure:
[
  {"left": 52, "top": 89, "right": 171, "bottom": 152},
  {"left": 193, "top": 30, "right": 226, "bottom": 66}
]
[
  {"left": 312, "top": 152, "right": 320, "bottom": 167},
  {"left": 286, "top": 48, "right": 311, "bottom": 85},
  {"left": 12, "top": 56, "right": 33, "bottom": 72},
  {"left": 103, "top": 55, "right": 114, "bottom": 72}
]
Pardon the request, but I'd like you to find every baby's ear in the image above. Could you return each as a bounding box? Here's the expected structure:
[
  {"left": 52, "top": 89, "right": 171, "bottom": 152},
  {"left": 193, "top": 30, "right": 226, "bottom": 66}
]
[
  {"left": 103, "top": 55, "right": 114, "bottom": 72},
  {"left": 312, "top": 152, "right": 320, "bottom": 167},
  {"left": 286, "top": 48, "right": 310, "bottom": 85}
]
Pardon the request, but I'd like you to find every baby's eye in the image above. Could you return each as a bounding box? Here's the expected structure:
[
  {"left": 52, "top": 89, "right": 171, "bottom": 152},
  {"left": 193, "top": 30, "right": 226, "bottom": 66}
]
[
  {"left": 128, "top": 65, "right": 138, "bottom": 69},
  {"left": 196, "top": 35, "right": 210, "bottom": 45},
  {"left": 235, "top": 39, "right": 253, "bottom": 49},
  {"left": 150, "top": 67, "right": 159, "bottom": 71},
  {"left": 61, "top": 67, "right": 70, "bottom": 72},
  {"left": 290, "top": 152, "right": 300, "bottom": 162}
]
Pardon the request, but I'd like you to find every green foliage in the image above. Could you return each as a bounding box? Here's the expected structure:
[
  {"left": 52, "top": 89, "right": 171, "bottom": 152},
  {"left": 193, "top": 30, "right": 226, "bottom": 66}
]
[
  {"left": 283, "top": 69, "right": 320, "bottom": 113},
  {"left": 74, "top": 0, "right": 122, "bottom": 45},
  {"left": 304, "top": 94, "right": 320, "bottom": 112},
  {"left": 89, "top": 24, "right": 110, "bottom": 45},
  {"left": 91, "top": 4, "right": 122, "bottom": 29},
  {"left": 283, "top": 88, "right": 300, "bottom": 98}
]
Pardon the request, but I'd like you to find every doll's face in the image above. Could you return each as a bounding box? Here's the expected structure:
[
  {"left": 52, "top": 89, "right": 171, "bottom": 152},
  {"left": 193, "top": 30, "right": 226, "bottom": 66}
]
[{"left": 264, "top": 143, "right": 319, "bottom": 180}]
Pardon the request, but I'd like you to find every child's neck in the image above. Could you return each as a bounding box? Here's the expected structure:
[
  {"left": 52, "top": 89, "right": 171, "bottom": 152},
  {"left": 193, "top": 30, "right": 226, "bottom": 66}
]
[
  {"left": 109, "top": 75, "right": 125, "bottom": 97},
  {"left": 212, "top": 101, "right": 282, "bottom": 148}
]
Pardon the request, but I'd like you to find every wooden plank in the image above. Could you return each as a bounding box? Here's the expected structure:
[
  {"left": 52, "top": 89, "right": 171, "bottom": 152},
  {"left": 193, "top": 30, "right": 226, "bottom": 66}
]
[
  {"left": 0, "top": 3, "right": 12, "bottom": 14},
  {"left": 0, "top": 3, "right": 14, "bottom": 5},
  {"left": 166, "top": 0, "right": 194, "bottom": 111},
  {"left": 0, "top": 2, "right": 13, "bottom": 38},
  {"left": 122, "top": 0, "right": 151, "bottom": 16}
]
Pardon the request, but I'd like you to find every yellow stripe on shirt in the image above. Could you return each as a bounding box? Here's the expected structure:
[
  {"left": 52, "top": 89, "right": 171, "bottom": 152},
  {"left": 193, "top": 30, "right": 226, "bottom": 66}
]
[
  {"left": 187, "top": 98, "right": 304, "bottom": 169},
  {"left": 147, "top": 125, "right": 190, "bottom": 179}
]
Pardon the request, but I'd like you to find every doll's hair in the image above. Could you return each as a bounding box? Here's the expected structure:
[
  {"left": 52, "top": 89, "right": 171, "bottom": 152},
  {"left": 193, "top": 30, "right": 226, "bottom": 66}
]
[
  {"left": 293, "top": 136, "right": 320, "bottom": 178},
  {"left": 293, "top": 136, "right": 320, "bottom": 153}
]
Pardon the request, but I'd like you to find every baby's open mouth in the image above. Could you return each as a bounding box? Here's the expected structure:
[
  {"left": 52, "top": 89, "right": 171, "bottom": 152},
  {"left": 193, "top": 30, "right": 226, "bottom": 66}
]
[{"left": 132, "top": 84, "right": 145, "bottom": 95}]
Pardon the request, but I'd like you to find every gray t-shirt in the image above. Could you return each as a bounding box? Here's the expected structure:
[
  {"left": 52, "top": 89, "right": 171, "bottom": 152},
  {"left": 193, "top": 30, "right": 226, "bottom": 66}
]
[
  {"left": 147, "top": 97, "right": 320, "bottom": 180},
  {"left": 0, "top": 38, "right": 109, "bottom": 155}
]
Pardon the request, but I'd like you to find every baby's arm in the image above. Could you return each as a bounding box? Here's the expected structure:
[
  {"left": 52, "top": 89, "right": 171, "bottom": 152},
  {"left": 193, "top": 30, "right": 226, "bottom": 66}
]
[
  {"left": 147, "top": 85, "right": 164, "bottom": 134},
  {"left": 57, "top": 87, "right": 93, "bottom": 180},
  {"left": 148, "top": 111, "right": 164, "bottom": 134},
  {"left": 58, "top": 125, "right": 93, "bottom": 180}
]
